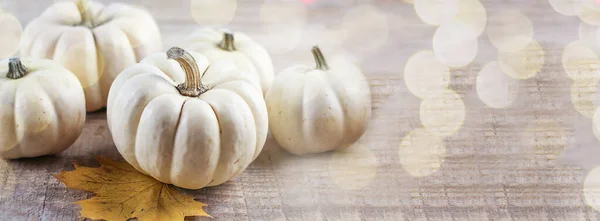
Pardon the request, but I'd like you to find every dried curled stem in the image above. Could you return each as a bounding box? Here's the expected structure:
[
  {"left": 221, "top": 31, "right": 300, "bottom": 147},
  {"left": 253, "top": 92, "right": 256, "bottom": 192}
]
[{"left": 167, "top": 47, "right": 210, "bottom": 97}]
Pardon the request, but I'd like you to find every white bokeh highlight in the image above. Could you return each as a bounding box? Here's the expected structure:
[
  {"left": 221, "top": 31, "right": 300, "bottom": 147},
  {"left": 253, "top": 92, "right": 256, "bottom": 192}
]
[
  {"left": 477, "top": 61, "right": 520, "bottom": 109},
  {"left": 328, "top": 144, "right": 378, "bottom": 190},
  {"left": 498, "top": 39, "right": 545, "bottom": 79},
  {"left": 487, "top": 10, "right": 534, "bottom": 52},
  {"left": 414, "top": 0, "right": 459, "bottom": 26},
  {"left": 420, "top": 89, "right": 466, "bottom": 137},
  {"left": 562, "top": 40, "right": 600, "bottom": 83},
  {"left": 0, "top": 12, "right": 22, "bottom": 59},
  {"left": 257, "top": 1, "right": 307, "bottom": 55},
  {"left": 190, "top": 0, "right": 237, "bottom": 26},
  {"left": 404, "top": 50, "right": 450, "bottom": 99},
  {"left": 433, "top": 20, "right": 478, "bottom": 67},
  {"left": 398, "top": 128, "right": 446, "bottom": 177}
]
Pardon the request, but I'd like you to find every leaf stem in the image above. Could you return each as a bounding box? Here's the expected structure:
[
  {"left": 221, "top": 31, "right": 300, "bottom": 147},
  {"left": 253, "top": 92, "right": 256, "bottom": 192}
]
[
  {"left": 218, "top": 32, "right": 236, "bottom": 51},
  {"left": 312, "top": 46, "right": 329, "bottom": 71},
  {"left": 77, "top": 0, "right": 95, "bottom": 28},
  {"left": 6, "top": 58, "right": 28, "bottom": 79}
]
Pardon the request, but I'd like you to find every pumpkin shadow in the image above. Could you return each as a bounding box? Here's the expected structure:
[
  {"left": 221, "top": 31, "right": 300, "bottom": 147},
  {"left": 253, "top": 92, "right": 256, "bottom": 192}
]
[{"left": 3, "top": 154, "right": 73, "bottom": 175}]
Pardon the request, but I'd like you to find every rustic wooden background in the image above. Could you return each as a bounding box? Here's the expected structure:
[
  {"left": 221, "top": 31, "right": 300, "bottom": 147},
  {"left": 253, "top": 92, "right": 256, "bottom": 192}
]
[{"left": 2, "top": 0, "right": 600, "bottom": 220}]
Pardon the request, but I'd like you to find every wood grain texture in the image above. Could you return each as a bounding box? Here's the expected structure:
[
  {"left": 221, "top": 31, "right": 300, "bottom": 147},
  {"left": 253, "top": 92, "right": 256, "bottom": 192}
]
[{"left": 1, "top": 0, "right": 600, "bottom": 220}]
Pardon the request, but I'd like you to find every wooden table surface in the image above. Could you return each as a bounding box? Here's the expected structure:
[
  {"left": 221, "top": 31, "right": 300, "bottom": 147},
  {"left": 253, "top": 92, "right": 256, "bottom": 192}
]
[{"left": 2, "top": 0, "right": 600, "bottom": 220}]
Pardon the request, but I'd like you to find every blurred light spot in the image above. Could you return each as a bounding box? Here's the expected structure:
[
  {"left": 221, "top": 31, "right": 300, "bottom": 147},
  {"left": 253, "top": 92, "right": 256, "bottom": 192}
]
[
  {"left": 498, "top": 39, "right": 545, "bottom": 79},
  {"left": 453, "top": 0, "right": 487, "bottom": 36},
  {"left": 0, "top": 12, "right": 22, "bottom": 58},
  {"left": 583, "top": 0, "right": 600, "bottom": 10},
  {"left": 414, "top": 0, "right": 459, "bottom": 26},
  {"left": 487, "top": 10, "right": 533, "bottom": 52},
  {"left": 476, "top": 61, "right": 520, "bottom": 108},
  {"left": 0, "top": 160, "right": 15, "bottom": 200},
  {"left": 404, "top": 50, "right": 450, "bottom": 99},
  {"left": 592, "top": 108, "right": 600, "bottom": 141},
  {"left": 339, "top": 4, "right": 389, "bottom": 52},
  {"left": 302, "top": 25, "right": 344, "bottom": 50},
  {"left": 579, "top": 6, "right": 600, "bottom": 25},
  {"left": 433, "top": 20, "right": 478, "bottom": 67},
  {"left": 562, "top": 40, "right": 600, "bottom": 83},
  {"left": 571, "top": 80, "right": 600, "bottom": 118},
  {"left": 190, "top": 0, "right": 237, "bottom": 26},
  {"left": 578, "top": 21, "right": 600, "bottom": 48},
  {"left": 584, "top": 166, "right": 600, "bottom": 212},
  {"left": 523, "top": 119, "right": 567, "bottom": 161},
  {"left": 549, "top": 0, "right": 584, "bottom": 16},
  {"left": 257, "top": 1, "right": 307, "bottom": 55},
  {"left": 398, "top": 128, "right": 446, "bottom": 177},
  {"left": 404, "top": 0, "right": 414, "bottom": 3},
  {"left": 328, "top": 144, "right": 378, "bottom": 190},
  {"left": 420, "top": 89, "right": 466, "bottom": 137}
]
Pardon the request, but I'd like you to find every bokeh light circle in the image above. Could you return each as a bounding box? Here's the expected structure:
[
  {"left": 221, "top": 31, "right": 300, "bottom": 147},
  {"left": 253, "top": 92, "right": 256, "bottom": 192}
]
[
  {"left": 570, "top": 80, "right": 600, "bottom": 118},
  {"left": 398, "top": 128, "right": 446, "bottom": 177},
  {"left": 584, "top": 166, "right": 600, "bottom": 212},
  {"left": 498, "top": 39, "right": 545, "bottom": 79},
  {"left": 476, "top": 61, "right": 520, "bottom": 109},
  {"left": 549, "top": 0, "right": 584, "bottom": 16},
  {"left": 593, "top": 108, "right": 600, "bottom": 142},
  {"left": 487, "top": 10, "right": 534, "bottom": 52},
  {"left": 432, "top": 20, "right": 478, "bottom": 67},
  {"left": 328, "top": 144, "right": 378, "bottom": 190},
  {"left": 562, "top": 40, "right": 600, "bottom": 83},
  {"left": 339, "top": 4, "right": 389, "bottom": 52},
  {"left": 453, "top": 0, "right": 487, "bottom": 36},
  {"left": 414, "top": 0, "right": 459, "bottom": 26},
  {"left": 579, "top": 6, "right": 600, "bottom": 25},
  {"left": 419, "top": 89, "right": 466, "bottom": 137},
  {"left": 578, "top": 21, "right": 600, "bottom": 48},
  {"left": 257, "top": 1, "right": 307, "bottom": 55},
  {"left": 0, "top": 13, "right": 22, "bottom": 59},
  {"left": 190, "top": 0, "right": 237, "bottom": 26},
  {"left": 404, "top": 50, "right": 450, "bottom": 99}
]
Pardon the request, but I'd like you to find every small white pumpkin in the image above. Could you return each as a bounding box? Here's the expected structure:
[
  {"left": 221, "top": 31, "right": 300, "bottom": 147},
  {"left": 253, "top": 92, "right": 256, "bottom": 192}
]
[
  {"left": 0, "top": 57, "right": 86, "bottom": 159},
  {"left": 107, "top": 47, "right": 267, "bottom": 189},
  {"left": 266, "top": 47, "right": 371, "bottom": 155},
  {"left": 20, "top": 0, "right": 162, "bottom": 112},
  {"left": 184, "top": 28, "right": 274, "bottom": 95}
]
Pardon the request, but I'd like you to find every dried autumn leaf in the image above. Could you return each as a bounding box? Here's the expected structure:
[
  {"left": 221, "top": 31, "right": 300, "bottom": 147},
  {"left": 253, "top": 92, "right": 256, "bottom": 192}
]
[{"left": 54, "top": 156, "right": 210, "bottom": 221}]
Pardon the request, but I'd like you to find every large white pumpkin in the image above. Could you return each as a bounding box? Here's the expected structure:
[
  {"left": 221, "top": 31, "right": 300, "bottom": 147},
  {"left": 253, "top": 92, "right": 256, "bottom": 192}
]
[
  {"left": 20, "top": 0, "right": 162, "bottom": 112},
  {"left": 107, "top": 47, "right": 267, "bottom": 189},
  {"left": 0, "top": 57, "right": 86, "bottom": 159},
  {"left": 266, "top": 47, "right": 372, "bottom": 155},
  {"left": 184, "top": 28, "right": 274, "bottom": 95}
]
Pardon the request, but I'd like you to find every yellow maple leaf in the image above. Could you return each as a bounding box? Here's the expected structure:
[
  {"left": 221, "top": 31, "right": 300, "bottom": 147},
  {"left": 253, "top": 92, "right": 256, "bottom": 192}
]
[{"left": 54, "top": 156, "right": 211, "bottom": 221}]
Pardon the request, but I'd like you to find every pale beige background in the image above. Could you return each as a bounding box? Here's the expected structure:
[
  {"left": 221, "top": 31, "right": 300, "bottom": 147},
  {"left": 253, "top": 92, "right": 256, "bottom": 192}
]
[{"left": 1, "top": 0, "right": 600, "bottom": 220}]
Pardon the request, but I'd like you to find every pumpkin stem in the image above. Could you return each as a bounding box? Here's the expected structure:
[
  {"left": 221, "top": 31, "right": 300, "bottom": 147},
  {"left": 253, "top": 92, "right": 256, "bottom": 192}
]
[
  {"left": 6, "top": 58, "right": 28, "bottom": 79},
  {"left": 167, "top": 47, "right": 209, "bottom": 97},
  {"left": 312, "top": 46, "right": 329, "bottom": 71},
  {"left": 77, "top": 0, "right": 95, "bottom": 28},
  {"left": 218, "top": 32, "right": 236, "bottom": 51}
]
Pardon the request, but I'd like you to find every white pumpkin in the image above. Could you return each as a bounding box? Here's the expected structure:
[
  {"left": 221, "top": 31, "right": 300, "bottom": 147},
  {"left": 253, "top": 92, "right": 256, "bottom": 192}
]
[
  {"left": 184, "top": 28, "right": 274, "bottom": 95},
  {"left": 20, "top": 0, "right": 162, "bottom": 112},
  {"left": 0, "top": 57, "right": 86, "bottom": 159},
  {"left": 107, "top": 47, "right": 267, "bottom": 189},
  {"left": 266, "top": 47, "right": 371, "bottom": 155}
]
